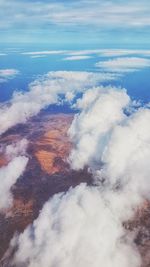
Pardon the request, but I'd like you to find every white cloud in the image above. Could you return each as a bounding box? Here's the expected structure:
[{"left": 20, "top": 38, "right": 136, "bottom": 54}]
[
  {"left": 26, "top": 49, "right": 150, "bottom": 59},
  {"left": 95, "top": 57, "right": 150, "bottom": 72},
  {"left": 30, "top": 55, "right": 47, "bottom": 58},
  {"left": 0, "top": 69, "right": 19, "bottom": 83},
  {"left": 9, "top": 183, "right": 140, "bottom": 267},
  {"left": 98, "top": 49, "right": 150, "bottom": 57},
  {"left": 68, "top": 86, "right": 150, "bottom": 212},
  {"left": 22, "top": 50, "right": 66, "bottom": 56},
  {"left": 0, "top": 156, "right": 28, "bottom": 211},
  {"left": 63, "top": 55, "right": 92, "bottom": 61},
  {"left": 65, "top": 50, "right": 103, "bottom": 56},
  {"left": 5, "top": 138, "right": 28, "bottom": 160},
  {"left": 1, "top": 0, "right": 150, "bottom": 34},
  {"left": 69, "top": 86, "right": 130, "bottom": 170},
  {"left": 0, "top": 71, "right": 119, "bottom": 135},
  {"left": 101, "top": 109, "right": 150, "bottom": 187},
  {"left": 22, "top": 49, "right": 102, "bottom": 58},
  {"left": 0, "top": 139, "right": 28, "bottom": 211}
]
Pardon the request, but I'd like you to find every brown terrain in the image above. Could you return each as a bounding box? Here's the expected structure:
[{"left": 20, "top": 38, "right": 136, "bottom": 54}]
[
  {"left": 0, "top": 112, "right": 150, "bottom": 266},
  {"left": 0, "top": 112, "right": 92, "bottom": 266}
]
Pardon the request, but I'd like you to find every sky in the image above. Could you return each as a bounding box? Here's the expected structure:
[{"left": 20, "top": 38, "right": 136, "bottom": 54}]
[{"left": 1, "top": 0, "right": 150, "bottom": 47}]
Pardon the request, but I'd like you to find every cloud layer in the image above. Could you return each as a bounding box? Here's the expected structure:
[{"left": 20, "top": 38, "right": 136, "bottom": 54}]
[
  {"left": 1, "top": 0, "right": 150, "bottom": 29},
  {"left": 1, "top": 0, "right": 150, "bottom": 44}
]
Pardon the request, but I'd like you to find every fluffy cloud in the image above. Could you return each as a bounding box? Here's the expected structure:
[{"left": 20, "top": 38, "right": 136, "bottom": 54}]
[
  {"left": 9, "top": 183, "right": 140, "bottom": 267},
  {"left": 0, "top": 69, "right": 19, "bottom": 83},
  {"left": 68, "top": 86, "right": 130, "bottom": 170},
  {"left": 0, "top": 71, "right": 118, "bottom": 135},
  {"left": 68, "top": 87, "right": 150, "bottom": 194},
  {"left": 101, "top": 109, "right": 150, "bottom": 187},
  {"left": 68, "top": 86, "right": 150, "bottom": 215},
  {"left": 0, "top": 156, "right": 28, "bottom": 211},
  {"left": 95, "top": 57, "right": 150, "bottom": 72}
]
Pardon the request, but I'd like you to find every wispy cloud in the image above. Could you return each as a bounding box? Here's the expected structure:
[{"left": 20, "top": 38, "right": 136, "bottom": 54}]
[
  {"left": 22, "top": 50, "right": 66, "bottom": 56},
  {"left": 1, "top": 0, "right": 150, "bottom": 44},
  {"left": 98, "top": 49, "right": 150, "bottom": 57},
  {"left": 22, "top": 49, "right": 150, "bottom": 59},
  {"left": 63, "top": 55, "right": 92, "bottom": 61},
  {"left": 96, "top": 57, "right": 150, "bottom": 72},
  {"left": 65, "top": 50, "right": 103, "bottom": 56},
  {"left": 30, "top": 55, "right": 46, "bottom": 58},
  {"left": 0, "top": 69, "right": 19, "bottom": 83}
]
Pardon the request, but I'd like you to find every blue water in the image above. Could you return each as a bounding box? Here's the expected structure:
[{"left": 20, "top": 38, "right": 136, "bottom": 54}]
[{"left": 0, "top": 45, "right": 150, "bottom": 106}]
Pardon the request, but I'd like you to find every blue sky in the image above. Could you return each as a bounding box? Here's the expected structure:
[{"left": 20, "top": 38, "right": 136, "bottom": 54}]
[{"left": 1, "top": 0, "right": 150, "bottom": 47}]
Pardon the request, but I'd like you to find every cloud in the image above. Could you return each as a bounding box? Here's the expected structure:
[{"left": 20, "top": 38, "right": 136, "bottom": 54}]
[
  {"left": 5, "top": 138, "right": 28, "bottom": 160},
  {"left": 1, "top": 0, "right": 150, "bottom": 29},
  {"left": 0, "top": 71, "right": 119, "bottom": 135},
  {"left": 63, "top": 55, "right": 92, "bottom": 61},
  {"left": 101, "top": 109, "right": 150, "bottom": 187},
  {"left": 0, "top": 156, "right": 28, "bottom": 211},
  {"left": 8, "top": 183, "right": 140, "bottom": 267},
  {"left": 4, "top": 85, "right": 150, "bottom": 267},
  {"left": 22, "top": 50, "right": 66, "bottom": 56},
  {"left": 1, "top": 0, "right": 150, "bottom": 44},
  {"left": 68, "top": 86, "right": 130, "bottom": 170},
  {"left": 22, "top": 49, "right": 104, "bottom": 58},
  {"left": 30, "top": 55, "right": 47, "bottom": 58},
  {"left": 0, "top": 69, "right": 19, "bottom": 83},
  {"left": 68, "top": 86, "right": 150, "bottom": 211},
  {"left": 96, "top": 57, "right": 150, "bottom": 72},
  {"left": 65, "top": 50, "right": 103, "bottom": 56},
  {"left": 22, "top": 49, "right": 150, "bottom": 59},
  {"left": 0, "top": 138, "right": 28, "bottom": 211},
  {"left": 98, "top": 49, "right": 150, "bottom": 57}
]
